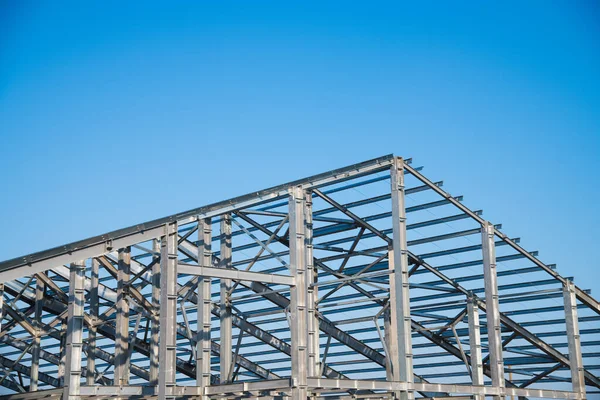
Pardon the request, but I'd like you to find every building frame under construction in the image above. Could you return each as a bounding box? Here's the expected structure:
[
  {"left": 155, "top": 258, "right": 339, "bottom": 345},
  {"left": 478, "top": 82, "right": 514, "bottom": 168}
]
[{"left": 0, "top": 154, "right": 597, "bottom": 400}]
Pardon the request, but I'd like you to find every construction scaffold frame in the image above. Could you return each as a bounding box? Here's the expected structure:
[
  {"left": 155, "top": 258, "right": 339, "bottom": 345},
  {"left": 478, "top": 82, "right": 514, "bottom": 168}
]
[{"left": 0, "top": 154, "right": 597, "bottom": 400}]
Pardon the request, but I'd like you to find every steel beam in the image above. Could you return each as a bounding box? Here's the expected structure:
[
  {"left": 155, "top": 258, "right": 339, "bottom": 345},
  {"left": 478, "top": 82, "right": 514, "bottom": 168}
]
[
  {"left": 158, "top": 223, "right": 178, "bottom": 400},
  {"left": 306, "top": 378, "right": 580, "bottom": 399},
  {"left": 196, "top": 217, "right": 212, "bottom": 390},
  {"left": 0, "top": 283, "right": 3, "bottom": 332},
  {"left": 29, "top": 277, "right": 44, "bottom": 391},
  {"left": 114, "top": 247, "right": 131, "bottom": 386},
  {"left": 306, "top": 190, "right": 320, "bottom": 378},
  {"left": 179, "top": 264, "right": 294, "bottom": 286},
  {"left": 389, "top": 157, "right": 414, "bottom": 400},
  {"left": 219, "top": 214, "right": 233, "bottom": 384},
  {"left": 481, "top": 221, "right": 506, "bottom": 398},
  {"left": 86, "top": 259, "right": 99, "bottom": 386},
  {"left": 150, "top": 238, "right": 160, "bottom": 385},
  {"left": 63, "top": 260, "right": 85, "bottom": 400},
  {"left": 467, "top": 295, "right": 484, "bottom": 400},
  {"left": 289, "top": 186, "right": 309, "bottom": 400},
  {"left": 564, "top": 281, "right": 586, "bottom": 399}
]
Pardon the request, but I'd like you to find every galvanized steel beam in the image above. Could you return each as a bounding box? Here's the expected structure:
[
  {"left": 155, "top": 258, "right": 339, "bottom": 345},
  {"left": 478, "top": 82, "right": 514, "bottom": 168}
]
[
  {"left": 481, "top": 221, "right": 506, "bottom": 398},
  {"left": 158, "top": 223, "right": 178, "bottom": 400},
  {"left": 389, "top": 158, "right": 414, "bottom": 400},
  {"left": 564, "top": 281, "right": 586, "bottom": 399},
  {"left": 114, "top": 247, "right": 131, "bottom": 386},
  {"left": 196, "top": 217, "right": 212, "bottom": 390},
  {"left": 63, "top": 261, "right": 85, "bottom": 400},
  {"left": 289, "top": 186, "right": 309, "bottom": 400},
  {"left": 219, "top": 214, "right": 233, "bottom": 384}
]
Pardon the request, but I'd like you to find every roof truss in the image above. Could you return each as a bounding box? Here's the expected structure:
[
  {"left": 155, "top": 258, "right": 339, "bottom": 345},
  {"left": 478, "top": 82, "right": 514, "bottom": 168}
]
[{"left": 0, "top": 155, "right": 597, "bottom": 400}]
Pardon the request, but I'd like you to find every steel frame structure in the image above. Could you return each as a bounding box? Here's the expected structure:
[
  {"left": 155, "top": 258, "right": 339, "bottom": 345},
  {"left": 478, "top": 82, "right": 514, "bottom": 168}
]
[{"left": 0, "top": 154, "right": 598, "bottom": 400}]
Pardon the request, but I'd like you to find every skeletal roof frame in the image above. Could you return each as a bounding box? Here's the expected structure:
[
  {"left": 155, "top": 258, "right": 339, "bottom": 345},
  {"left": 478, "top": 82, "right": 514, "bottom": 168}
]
[{"left": 0, "top": 154, "right": 598, "bottom": 400}]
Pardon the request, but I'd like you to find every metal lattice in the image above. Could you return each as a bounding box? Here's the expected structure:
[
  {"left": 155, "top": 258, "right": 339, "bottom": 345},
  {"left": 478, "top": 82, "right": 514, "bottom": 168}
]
[{"left": 0, "top": 154, "right": 597, "bottom": 400}]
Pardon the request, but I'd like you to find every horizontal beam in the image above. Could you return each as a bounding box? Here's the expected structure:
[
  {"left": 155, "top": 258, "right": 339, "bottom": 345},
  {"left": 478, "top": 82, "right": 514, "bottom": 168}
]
[
  {"left": 204, "top": 379, "right": 293, "bottom": 396},
  {"left": 78, "top": 385, "right": 203, "bottom": 397},
  {"left": 178, "top": 264, "right": 295, "bottom": 286},
  {"left": 306, "top": 379, "right": 580, "bottom": 399}
]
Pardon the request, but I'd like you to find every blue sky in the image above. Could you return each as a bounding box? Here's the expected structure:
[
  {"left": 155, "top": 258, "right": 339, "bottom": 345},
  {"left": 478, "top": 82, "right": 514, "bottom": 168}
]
[{"left": 0, "top": 2, "right": 599, "bottom": 294}]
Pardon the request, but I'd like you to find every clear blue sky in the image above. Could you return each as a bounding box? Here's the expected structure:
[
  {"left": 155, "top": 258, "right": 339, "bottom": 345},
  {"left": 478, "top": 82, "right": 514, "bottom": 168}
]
[{"left": 1, "top": 2, "right": 599, "bottom": 294}]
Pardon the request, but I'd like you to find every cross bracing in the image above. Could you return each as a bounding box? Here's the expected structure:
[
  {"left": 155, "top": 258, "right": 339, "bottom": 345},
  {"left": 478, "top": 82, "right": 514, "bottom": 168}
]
[{"left": 0, "top": 154, "right": 597, "bottom": 400}]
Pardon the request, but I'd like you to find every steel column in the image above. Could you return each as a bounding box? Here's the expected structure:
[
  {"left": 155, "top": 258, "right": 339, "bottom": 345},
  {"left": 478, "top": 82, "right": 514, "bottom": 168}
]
[
  {"left": 290, "top": 186, "right": 309, "bottom": 400},
  {"left": 158, "top": 223, "right": 178, "bottom": 400},
  {"left": 467, "top": 295, "right": 484, "bottom": 400},
  {"left": 150, "top": 238, "right": 160, "bottom": 385},
  {"left": 58, "top": 321, "right": 66, "bottom": 386},
  {"left": 384, "top": 307, "right": 393, "bottom": 381},
  {"left": 63, "top": 260, "right": 85, "bottom": 400},
  {"left": 390, "top": 157, "right": 414, "bottom": 400},
  {"left": 563, "top": 281, "right": 586, "bottom": 399},
  {"left": 29, "top": 277, "right": 44, "bottom": 391},
  {"left": 86, "top": 259, "right": 99, "bottom": 386},
  {"left": 196, "top": 217, "right": 212, "bottom": 389},
  {"left": 219, "top": 213, "right": 233, "bottom": 384},
  {"left": 114, "top": 247, "right": 131, "bottom": 385},
  {"left": 306, "top": 190, "right": 320, "bottom": 378},
  {"left": 481, "top": 221, "right": 505, "bottom": 398},
  {"left": 0, "top": 283, "right": 3, "bottom": 332}
]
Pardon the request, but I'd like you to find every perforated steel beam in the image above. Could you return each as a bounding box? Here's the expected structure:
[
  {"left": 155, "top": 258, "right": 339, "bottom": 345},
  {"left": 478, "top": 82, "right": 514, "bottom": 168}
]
[
  {"left": 158, "top": 223, "right": 177, "bottom": 400},
  {"left": 389, "top": 157, "right": 414, "bottom": 400},
  {"left": 149, "top": 238, "right": 160, "bottom": 386},
  {"left": 481, "top": 221, "right": 506, "bottom": 398},
  {"left": 289, "top": 186, "right": 309, "bottom": 400},
  {"left": 63, "top": 261, "right": 85, "bottom": 400},
  {"left": 114, "top": 247, "right": 130, "bottom": 386},
  {"left": 196, "top": 217, "right": 212, "bottom": 390},
  {"left": 29, "top": 277, "right": 44, "bottom": 391},
  {"left": 219, "top": 214, "right": 233, "bottom": 384},
  {"left": 86, "top": 259, "right": 99, "bottom": 386},
  {"left": 306, "top": 190, "right": 320, "bottom": 378}
]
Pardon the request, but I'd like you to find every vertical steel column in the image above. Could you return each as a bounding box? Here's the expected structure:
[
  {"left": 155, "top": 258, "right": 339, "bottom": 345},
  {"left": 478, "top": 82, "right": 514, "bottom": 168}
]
[
  {"left": 290, "top": 186, "right": 309, "bottom": 400},
  {"left": 467, "top": 295, "right": 484, "bottom": 400},
  {"left": 159, "top": 223, "right": 178, "bottom": 400},
  {"left": 305, "top": 190, "right": 320, "bottom": 378},
  {"left": 58, "top": 321, "right": 67, "bottom": 385},
  {"left": 150, "top": 238, "right": 161, "bottom": 386},
  {"left": 63, "top": 260, "right": 85, "bottom": 400},
  {"left": 481, "top": 221, "right": 505, "bottom": 398},
  {"left": 196, "top": 217, "right": 213, "bottom": 389},
  {"left": 30, "top": 276, "right": 45, "bottom": 391},
  {"left": 384, "top": 308, "right": 393, "bottom": 381},
  {"left": 86, "top": 258, "right": 99, "bottom": 386},
  {"left": 219, "top": 214, "right": 233, "bottom": 384},
  {"left": 563, "top": 281, "right": 586, "bottom": 399},
  {"left": 114, "top": 247, "right": 131, "bottom": 385},
  {"left": 390, "top": 158, "right": 414, "bottom": 400},
  {"left": 0, "top": 283, "right": 4, "bottom": 332}
]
